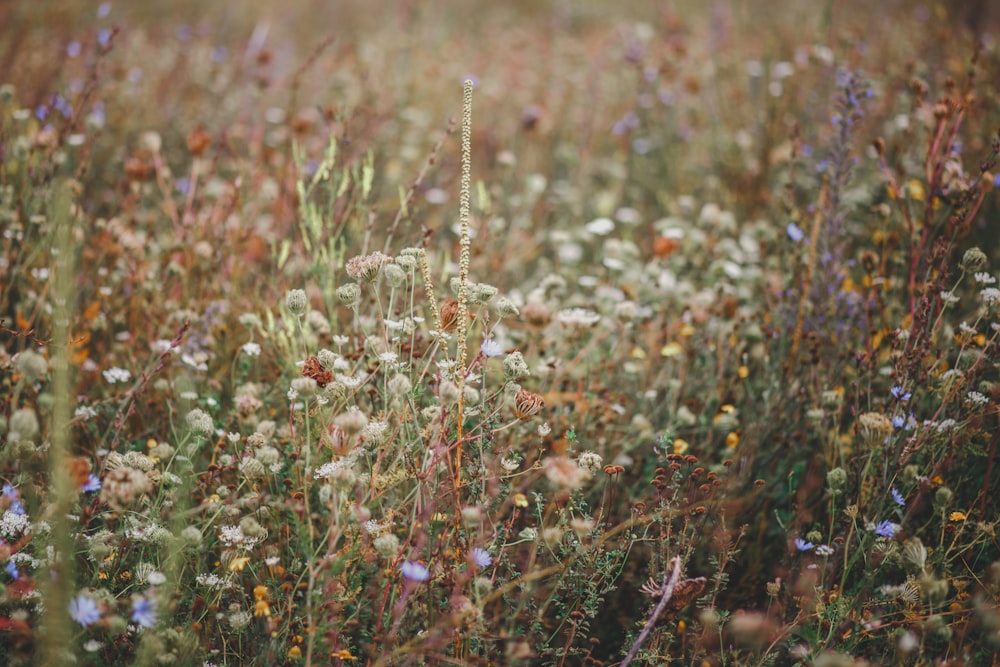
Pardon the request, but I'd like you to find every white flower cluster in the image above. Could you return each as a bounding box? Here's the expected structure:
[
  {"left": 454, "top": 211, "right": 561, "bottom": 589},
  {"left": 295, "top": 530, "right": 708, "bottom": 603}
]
[
  {"left": 0, "top": 510, "right": 31, "bottom": 539},
  {"left": 218, "top": 524, "right": 263, "bottom": 550}
]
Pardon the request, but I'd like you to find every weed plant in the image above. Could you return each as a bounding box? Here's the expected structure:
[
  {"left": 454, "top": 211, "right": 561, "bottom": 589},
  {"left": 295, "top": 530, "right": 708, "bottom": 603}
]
[{"left": 1, "top": 1, "right": 999, "bottom": 665}]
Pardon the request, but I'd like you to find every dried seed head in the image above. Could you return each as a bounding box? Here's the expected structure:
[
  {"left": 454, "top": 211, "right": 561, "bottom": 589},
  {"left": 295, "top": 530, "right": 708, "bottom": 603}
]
[
  {"left": 512, "top": 389, "right": 544, "bottom": 421},
  {"left": 345, "top": 251, "right": 392, "bottom": 283},
  {"left": 439, "top": 298, "right": 462, "bottom": 333}
]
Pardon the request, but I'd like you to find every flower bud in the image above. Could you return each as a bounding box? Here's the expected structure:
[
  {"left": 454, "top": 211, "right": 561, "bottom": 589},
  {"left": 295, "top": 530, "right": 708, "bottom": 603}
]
[{"left": 285, "top": 289, "right": 308, "bottom": 316}]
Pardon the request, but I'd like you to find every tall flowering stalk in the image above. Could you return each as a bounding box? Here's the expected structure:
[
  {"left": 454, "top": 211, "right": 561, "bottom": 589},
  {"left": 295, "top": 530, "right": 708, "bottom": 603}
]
[{"left": 455, "top": 78, "right": 474, "bottom": 487}]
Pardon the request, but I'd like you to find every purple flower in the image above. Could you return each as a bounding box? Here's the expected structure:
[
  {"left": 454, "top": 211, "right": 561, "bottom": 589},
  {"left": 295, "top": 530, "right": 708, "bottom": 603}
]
[
  {"left": 875, "top": 520, "right": 900, "bottom": 538},
  {"left": 69, "top": 595, "right": 101, "bottom": 627},
  {"left": 131, "top": 597, "right": 157, "bottom": 628},
  {"left": 67, "top": 41, "right": 81, "bottom": 58},
  {"left": 480, "top": 339, "right": 504, "bottom": 358},
  {"left": 471, "top": 548, "right": 492, "bottom": 568},
  {"left": 1, "top": 485, "right": 17, "bottom": 500},
  {"left": 400, "top": 561, "right": 430, "bottom": 582},
  {"left": 890, "top": 386, "right": 911, "bottom": 402},
  {"left": 794, "top": 538, "right": 814, "bottom": 552},
  {"left": 97, "top": 2, "right": 111, "bottom": 18},
  {"left": 97, "top": 29, "right": 111, "bottom": 49},
  {"left": 81, "top": 474, "right": 101, "bottom": 493},
  {"left": 891, "top": 488, "right": 905, "bottom": 507},
  {"left": 892, "top": 414, "right": 905, "bottom": 429},
  {"left": 786, "top": 222, "right": 804, "bottom": 242},
  {"left": 6, "top": 561, "right": 19, "bottom": 580}
]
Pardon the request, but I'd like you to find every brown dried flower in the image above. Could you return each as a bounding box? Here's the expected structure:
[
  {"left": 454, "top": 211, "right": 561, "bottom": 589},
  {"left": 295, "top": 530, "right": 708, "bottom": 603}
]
[
  {"left": 302, "top": 356, "right": 334, "bottom": 388},
  {"left": 187, "top": 127, "right": 212, "bottom": 156},
  {"left": 439, "top": 298, "right": 462, "bottom": 333},
  {"left": 512, "top": 389, "right": 544, "bottom": 421}
]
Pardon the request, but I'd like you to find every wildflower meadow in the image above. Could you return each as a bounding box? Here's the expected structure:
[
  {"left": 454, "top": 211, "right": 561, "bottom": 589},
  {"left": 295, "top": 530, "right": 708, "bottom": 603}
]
[{"left": 1, "top": 1, "right": 999, "bottom": 665}]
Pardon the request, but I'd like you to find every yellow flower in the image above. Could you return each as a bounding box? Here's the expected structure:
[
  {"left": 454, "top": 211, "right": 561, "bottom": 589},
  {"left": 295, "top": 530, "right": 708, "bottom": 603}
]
[
  {"left": 949, "top": 511, "right": 967, "bottom": 522},
  {"left": 737, "top": 365, "right": 749, "bottom": 379},
  {"left": 254, "top": 599, "right": 271, "bottom": 617},
  {"left": 253, "top": 585, "right": 268, "bottom": 601},
  {"left": 332, "top": 649, "right": 357, "bottom": 660},
  {"left": 660, "top": 342, "right": 682, "bottom": 357},
  {"left": 672, "top": 438, "right": 689, "bottom": 455},
  {"left": 725, "top": 432, "right": 740, "bottom": 449},
  {"left": 907, "top": 179, "right": 926, "bottom": 201},
  {"left": 287, "top": 646, "right": 302, "bottom": 659},
  {"left": 513, "top": 493, "right": 529, "bottom": 508},
  {"left": 229, "top": 556, "right": 251, "bottom": 572}
]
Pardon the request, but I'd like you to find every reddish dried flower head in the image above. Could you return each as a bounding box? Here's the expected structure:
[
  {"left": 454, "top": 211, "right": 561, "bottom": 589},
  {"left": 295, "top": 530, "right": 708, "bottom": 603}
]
[
  {"left": 187, "top": 127, "right": 212, "bottom": 156},
  {"left": 439, "top": 298, "right": 462, "bottom": 333},
  {"left": 302, "top": 356, "right": 333, "bottom": 388},
  {"left": 68, "top": 456, "right": 93, "bottom": 488}
]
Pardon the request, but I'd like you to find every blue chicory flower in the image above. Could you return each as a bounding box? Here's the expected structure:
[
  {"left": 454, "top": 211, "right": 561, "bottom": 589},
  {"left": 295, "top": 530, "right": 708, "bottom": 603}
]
[
  {"left": 794, "top": 538, "right": 814, "bottom": 552},
  {"left": 471, "top": 548, "right": 493, "bottom": 568},
  {"left": 131, "top": 597, "right": 157, "bottom": 628},
  {"left": 400, "top": 561, "right": 430, "bottom": 582},
  {"left": 480, "top": 339, "right": 504, "bottom": 358},
  {"left": 875, "top": 520, "right": 900, "bottom": 538},
  {"left": 69, "top": 595, "right": 101, "bottom": 627}
]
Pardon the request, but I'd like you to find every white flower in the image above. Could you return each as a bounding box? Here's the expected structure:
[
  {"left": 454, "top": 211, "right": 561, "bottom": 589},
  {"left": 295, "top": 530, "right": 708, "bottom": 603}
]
[
  {"left": 974, "top": 272, "right": 996, "bottom": 285},
  {"left": 585, "top": 217, "right": 615, "bottom": 235},
  {"left": 241, "top": 342, "right": 262, "bottom": 357},
  {"left": 337, "top": 374, "right": 365, "bottom": 388},
  {"left": 0, "top": 510, "right": 31, "bottom": 538},
  {"left": 74, "top": 406, "right": 98, "bottom": 420},
  {"left": 555, "top": 308, "right": 602, "bottom": 329},
  {"left": 500, "top": 457, "right": 521, "bottom": 472},
  {"left": 362, "top": 421, "right": 389, "bottom": 444},
  {"left": 966, "top": 391, "right": 989, "bottom": 406},
  {"left": 102, "top": 367, "right": 131, "bottom": 384},
  {"left": 218, "top": 525, "right": 262, "bottom": 550},
  {"left": 196, "top": 573, "right": 235, "bottom": 589},
  {"left": 980, "top": 287, "right": 1000, "bottom": 307}
]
